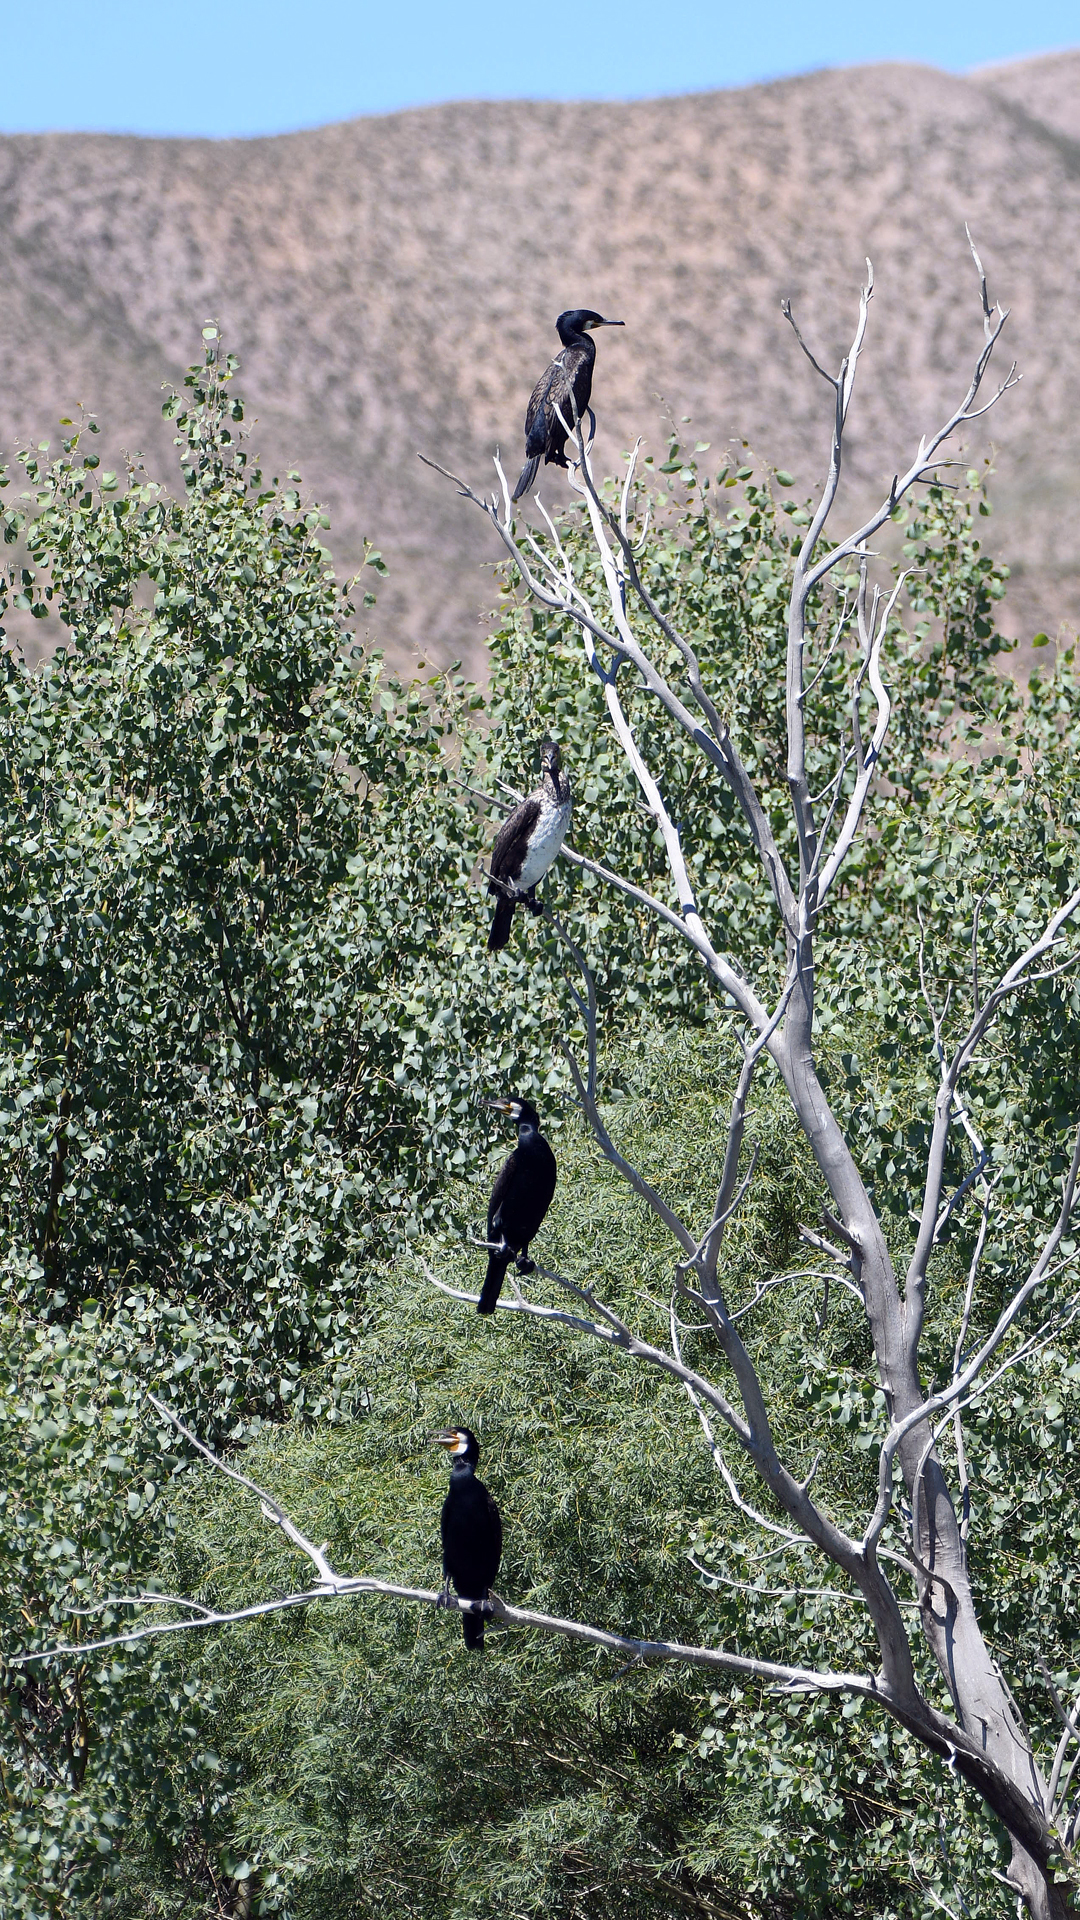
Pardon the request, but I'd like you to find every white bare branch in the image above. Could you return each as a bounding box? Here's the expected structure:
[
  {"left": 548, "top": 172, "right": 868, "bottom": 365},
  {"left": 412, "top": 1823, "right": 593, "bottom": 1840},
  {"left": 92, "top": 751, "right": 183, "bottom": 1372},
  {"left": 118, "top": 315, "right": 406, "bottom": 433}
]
[
  {"left": 687, "top": 1550, "right": 864, "bottom": 1609},
  {"left": 563, "top": 411, "right": 799, "bottom": 939},
  {"left": 14, "top": 1572, "right": 884, "bottom": 1701},
  {"left": 905, "top": 885, "right": 1080, "bottom": 1328},
  {"left": 146, "top": 1395, "right": 339, "bottom": 1589},
  {"left": 14, "top": 1394, "right": 881, "bottom": 1708},
  {"left": 865, "top": 1130, "right": 1080, "bottom": 1558},
  {"left": 813, "top": 560, "right": 902, "bottom": 905},
  {"left": 799, "top": 242, "right": 1014, "bottom": 596},
  {"left": 1041, "top": 1659, "right": 1080, "bottom": 1817},
  {"left": 670, "top": 1300, "right": 809, "bottom": 1546}
]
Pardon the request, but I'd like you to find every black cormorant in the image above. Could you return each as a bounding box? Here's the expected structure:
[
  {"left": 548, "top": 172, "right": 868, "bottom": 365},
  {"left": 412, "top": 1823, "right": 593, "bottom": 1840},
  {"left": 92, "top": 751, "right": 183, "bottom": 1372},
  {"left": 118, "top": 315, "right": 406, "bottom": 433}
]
[
  {"left": 512, "top": 309, "right": 625, "bottom": 502},
  {"left": 478, "top": 1095, "right": 557, "bottom": 1314},
  {"left": 434, "top": 1427, "right": 503, "bottom": 1650},
  {"left": 487, "top": 740, "right": 572, "bottom": 952}
]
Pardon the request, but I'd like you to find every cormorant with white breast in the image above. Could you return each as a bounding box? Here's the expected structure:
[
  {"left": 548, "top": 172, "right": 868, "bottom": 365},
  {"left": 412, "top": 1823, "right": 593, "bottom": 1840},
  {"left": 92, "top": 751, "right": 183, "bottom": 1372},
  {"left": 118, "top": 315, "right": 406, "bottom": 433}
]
[
  {"left": 478, "top": 1095, "right": 557, "bottom": 1314},
  {"left": 512, "top": 309, "right": 625, "bottom": 503},
  {"left": 487, "top": 739, "right": 572, "bottom": 952},
  {"left": 433, "top": 1427, "right": 503, "bottom": 1650}
]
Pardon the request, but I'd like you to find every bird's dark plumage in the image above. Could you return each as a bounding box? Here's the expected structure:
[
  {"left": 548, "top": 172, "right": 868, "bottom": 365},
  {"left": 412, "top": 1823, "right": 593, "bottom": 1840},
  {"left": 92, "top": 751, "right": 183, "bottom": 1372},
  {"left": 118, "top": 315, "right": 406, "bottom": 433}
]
[
  {"left": 487, "top": 740, "right": 572, "bottom": 952},
  {"left": 512, "top": 309, "right": 625, "bottom": 503},
  {"left": 435, "top": 1427, "right": 503, "bottom": 1650},
  {"left": 479, "top": 1096, "right": 557, "bottom": 1314}
]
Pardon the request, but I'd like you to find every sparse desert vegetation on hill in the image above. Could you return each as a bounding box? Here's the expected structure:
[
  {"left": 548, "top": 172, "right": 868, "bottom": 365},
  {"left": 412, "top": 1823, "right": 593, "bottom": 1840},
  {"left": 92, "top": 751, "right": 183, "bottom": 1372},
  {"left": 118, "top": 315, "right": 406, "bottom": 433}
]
[{"left": 1, "top": 51, "right": 1079, "bottom": 668}]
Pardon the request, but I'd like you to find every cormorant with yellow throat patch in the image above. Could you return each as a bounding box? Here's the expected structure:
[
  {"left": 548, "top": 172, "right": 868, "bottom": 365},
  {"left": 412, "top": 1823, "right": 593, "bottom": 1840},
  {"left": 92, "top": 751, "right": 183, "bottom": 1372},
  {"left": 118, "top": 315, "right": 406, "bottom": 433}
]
[{"left": 433, "top": 1427, "right": 503, "bottom": 1650}]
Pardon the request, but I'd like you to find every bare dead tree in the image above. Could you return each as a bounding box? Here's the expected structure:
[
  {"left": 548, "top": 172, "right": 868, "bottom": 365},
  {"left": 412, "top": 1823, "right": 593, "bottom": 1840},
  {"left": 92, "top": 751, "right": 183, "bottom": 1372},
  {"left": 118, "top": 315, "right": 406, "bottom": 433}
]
[{"left": 16, "top": 244, "right": 1080, "bottom": 1918}]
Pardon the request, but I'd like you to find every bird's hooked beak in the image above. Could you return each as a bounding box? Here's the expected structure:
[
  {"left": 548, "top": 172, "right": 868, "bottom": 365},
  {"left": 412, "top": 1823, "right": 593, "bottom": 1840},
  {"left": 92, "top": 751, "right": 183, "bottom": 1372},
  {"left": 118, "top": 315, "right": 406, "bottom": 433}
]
[
  {"left": 486, "top": 1096, "right": 521, "bottom": 1119},
  {"left": 587, "top": 317, "right": 624, "bottom": 329},
  {"left": 432, "top": 1429, "right": 468, "bottom": 1455}
]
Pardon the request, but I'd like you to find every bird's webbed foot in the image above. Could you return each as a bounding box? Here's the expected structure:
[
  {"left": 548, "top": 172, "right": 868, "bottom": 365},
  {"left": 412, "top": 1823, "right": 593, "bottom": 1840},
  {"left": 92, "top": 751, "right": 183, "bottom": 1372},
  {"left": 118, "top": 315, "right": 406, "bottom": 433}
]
[
  {"left": 436, "top": 1579, "right": 453, "bottom": 1610},
  {"left": 515, "top": 1249, "right": 536, "bottom": 1276},
  {"left": 525, "top": 889, "right": 543, "bottom": 918}
]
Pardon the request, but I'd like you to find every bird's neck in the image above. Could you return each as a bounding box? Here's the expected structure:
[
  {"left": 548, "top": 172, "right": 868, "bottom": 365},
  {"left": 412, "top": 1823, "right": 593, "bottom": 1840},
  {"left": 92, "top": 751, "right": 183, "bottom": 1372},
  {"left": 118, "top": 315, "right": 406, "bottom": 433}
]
[
  {"left": 451, "top": 1459, "right": 475, "bottom": 1480},
  {"left": 557, "top": 322, "right": 594, "bottom": 353},
  {"left": 543, "top": 766, "right": 569, "bottom": 806},
  {"left": 517, "top": 1122, "right": 539, "bottom": 1146}
]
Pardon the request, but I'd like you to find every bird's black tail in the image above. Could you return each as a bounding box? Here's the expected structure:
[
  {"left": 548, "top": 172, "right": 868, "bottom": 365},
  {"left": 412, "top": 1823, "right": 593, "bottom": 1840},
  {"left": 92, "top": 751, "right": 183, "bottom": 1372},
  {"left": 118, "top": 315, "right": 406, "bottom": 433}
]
[
  {"left": 478, "top": 1247, "right": 511, "bottom": 1314},
  {"left": 462, "top": 1602, "right": 486, "bottom": 1651},
  {"left": 512, "top": 455, "right": 539, "bottom": 503},
  {"left": 488, "top": 893, "right": 515, "bottom": 952}
]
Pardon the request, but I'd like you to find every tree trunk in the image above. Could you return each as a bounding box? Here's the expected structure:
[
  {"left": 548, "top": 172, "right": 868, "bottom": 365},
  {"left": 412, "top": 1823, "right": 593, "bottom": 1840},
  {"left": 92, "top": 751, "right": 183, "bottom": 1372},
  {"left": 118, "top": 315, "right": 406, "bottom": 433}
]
[
  {"left": 1007, "top": 1837, "right": 1077, "bottom": 1920},
  {"left": 773, "top": 1017, "right": 1074, "bottom": 1914}
]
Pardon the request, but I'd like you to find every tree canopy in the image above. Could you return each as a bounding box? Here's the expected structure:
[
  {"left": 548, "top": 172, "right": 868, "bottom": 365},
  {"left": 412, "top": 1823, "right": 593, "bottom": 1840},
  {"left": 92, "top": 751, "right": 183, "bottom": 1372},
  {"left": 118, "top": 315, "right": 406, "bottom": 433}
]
[{"left": 3, "top": 321, "right": 1079, "bottom": 1920}]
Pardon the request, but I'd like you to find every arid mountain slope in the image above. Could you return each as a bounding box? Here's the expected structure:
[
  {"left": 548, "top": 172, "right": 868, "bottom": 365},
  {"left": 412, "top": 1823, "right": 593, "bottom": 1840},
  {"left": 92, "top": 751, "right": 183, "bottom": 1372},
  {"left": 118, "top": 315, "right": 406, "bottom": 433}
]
[
  {"left": 977, "top": 47, "right": 1080, "bottom": 143},
  {"left": 1, "top": 54, "right": 1078, "bottom": 670}
]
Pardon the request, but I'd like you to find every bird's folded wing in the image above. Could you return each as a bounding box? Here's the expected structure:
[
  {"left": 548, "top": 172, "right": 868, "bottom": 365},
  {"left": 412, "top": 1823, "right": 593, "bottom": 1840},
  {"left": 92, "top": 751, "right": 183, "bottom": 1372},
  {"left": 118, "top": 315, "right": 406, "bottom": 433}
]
[
  {"left": 487, "top": 1150, "right": 517, "bottom": 1232},
  {"left": 489, "top": 796, "right": 541, "bottom": 880}
]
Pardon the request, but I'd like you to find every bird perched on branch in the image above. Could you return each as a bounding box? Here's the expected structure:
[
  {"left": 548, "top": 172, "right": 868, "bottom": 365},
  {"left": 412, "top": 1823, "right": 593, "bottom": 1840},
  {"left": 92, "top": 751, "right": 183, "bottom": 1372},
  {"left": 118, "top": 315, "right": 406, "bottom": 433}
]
[
  {"left": 479, "top": 1095, "right": 557, "bottom": 1314},
  {"left": 487, "top": 739, "right": 572, "bottom": 952},
  {"left": 434, "top": 1427, "right": 503, "bottom": 1650},
  {"left": 512, "top": 309, "right": 625, "bottom": 503}
]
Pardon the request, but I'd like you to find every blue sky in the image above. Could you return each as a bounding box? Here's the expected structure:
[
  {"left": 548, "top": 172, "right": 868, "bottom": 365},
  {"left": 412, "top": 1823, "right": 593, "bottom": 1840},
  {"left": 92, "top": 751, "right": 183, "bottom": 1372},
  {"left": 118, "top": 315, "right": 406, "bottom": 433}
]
[{"left": 4, "top": 0, "right": 1076, "bottom": 138}]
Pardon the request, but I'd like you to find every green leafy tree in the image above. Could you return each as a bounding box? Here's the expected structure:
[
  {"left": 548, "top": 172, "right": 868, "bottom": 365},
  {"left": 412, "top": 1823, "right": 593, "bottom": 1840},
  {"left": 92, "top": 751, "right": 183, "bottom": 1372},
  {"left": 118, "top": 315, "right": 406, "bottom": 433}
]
[
  {"left": 0, "top": 333, "right": 556, "bottom": 1913},
  {"left": 6, "top": 243, "right": 1080, "bottom": 1920}
]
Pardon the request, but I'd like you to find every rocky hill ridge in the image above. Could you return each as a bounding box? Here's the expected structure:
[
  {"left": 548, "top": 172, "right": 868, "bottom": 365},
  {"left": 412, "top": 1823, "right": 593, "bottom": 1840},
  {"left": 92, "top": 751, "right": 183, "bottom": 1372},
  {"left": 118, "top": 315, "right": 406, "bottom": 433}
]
[{"left": 2, "top": 50, "right": 1078, "bottom": 667}]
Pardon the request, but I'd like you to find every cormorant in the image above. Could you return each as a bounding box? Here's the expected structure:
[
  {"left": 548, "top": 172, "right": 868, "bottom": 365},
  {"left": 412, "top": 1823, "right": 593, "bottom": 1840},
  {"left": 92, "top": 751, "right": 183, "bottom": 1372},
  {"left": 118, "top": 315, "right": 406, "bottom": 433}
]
[
  {"left": 434, "top": 1427, "right": 503, "bottom": 1650},
  {"left": 478, "top": 1095, "right": 557, "bottom": 1314},
  {"left": 487, "top": 739, "right": 572, "bottom": 952},
  {"left": 512, "top": 309, "right": 625, "bottom": 502}
]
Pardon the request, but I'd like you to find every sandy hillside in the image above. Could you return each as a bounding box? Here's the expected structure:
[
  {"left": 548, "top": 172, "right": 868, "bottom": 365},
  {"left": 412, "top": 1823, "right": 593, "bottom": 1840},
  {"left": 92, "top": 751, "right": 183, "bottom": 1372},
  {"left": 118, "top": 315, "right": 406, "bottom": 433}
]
[{"left": 1, "top": 51, "right": 1078, "bottom": 669}]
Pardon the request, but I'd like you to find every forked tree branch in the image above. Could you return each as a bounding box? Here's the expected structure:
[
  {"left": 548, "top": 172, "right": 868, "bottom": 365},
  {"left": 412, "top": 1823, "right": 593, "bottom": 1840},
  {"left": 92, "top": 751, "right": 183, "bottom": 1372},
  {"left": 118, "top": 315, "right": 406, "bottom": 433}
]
[
  {"left": 904, "top": 885, "right": 1080, "bottom": 1340},
  {"left": 420, "top": 1251, "right": 924, "bottom": 1684},
  {"left": 777, "top": 240, "right": 1014, "bottom": 945},
  {"left": 562, "top": 425, "right": 798, "bottom": 939},
  {"left": 422, "top": 1216, "right": 1077, "bottom": 1870},
  {"left": 864, "top": 1130, "right": 1080, "bottom": 1560},
  {"left": 419, "top": 447, "right": 782, "bottom": 1032}
]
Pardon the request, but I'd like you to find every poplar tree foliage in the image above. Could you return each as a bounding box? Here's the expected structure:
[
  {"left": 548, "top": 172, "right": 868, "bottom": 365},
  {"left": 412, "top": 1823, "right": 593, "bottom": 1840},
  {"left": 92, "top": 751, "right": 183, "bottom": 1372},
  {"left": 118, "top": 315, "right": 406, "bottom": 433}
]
[
  {"left": 2, "top": 337, "right": 1079, "bottom": 1918},
  {"left": 0, "top": 337, "right": 531, "bottom": 1912}
]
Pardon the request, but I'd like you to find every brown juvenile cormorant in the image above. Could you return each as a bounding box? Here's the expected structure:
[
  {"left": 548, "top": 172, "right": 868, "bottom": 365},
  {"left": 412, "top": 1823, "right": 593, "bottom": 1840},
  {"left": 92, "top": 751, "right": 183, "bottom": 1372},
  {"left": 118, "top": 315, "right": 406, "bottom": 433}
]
[
  {"left": 512, "top": 309, "right": 625, "bottom": 502},
  {"left": 434, "top": 1427, "right": 503, "bottom": 1650},
  {"left": 487, "top": 740, "right": 572, "bottom": 952},
  {"left": 478, "top": 1095, "right": 557, "bottom": 1314}
]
